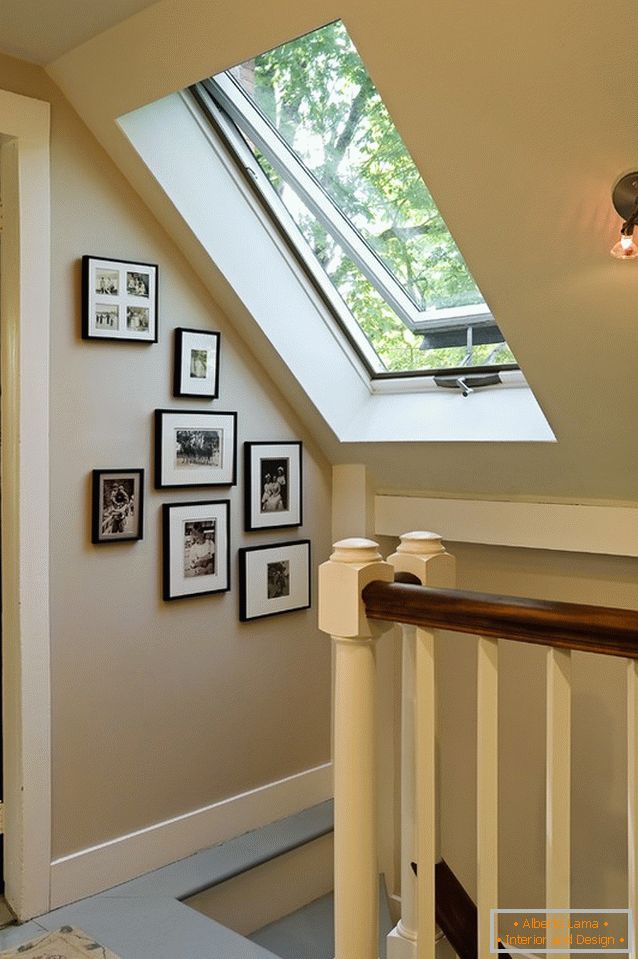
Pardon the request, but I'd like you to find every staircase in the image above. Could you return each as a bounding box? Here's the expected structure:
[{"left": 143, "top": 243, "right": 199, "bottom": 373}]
[
  {"left": 249, "top": 880, "right": 393, "bottom": 959},
  {"left": 318, "top": 532, "right": 638, "bottom": 959}
]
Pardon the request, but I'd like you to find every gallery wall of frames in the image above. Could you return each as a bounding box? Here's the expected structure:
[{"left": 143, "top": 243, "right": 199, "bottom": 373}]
[{"left": 84, "top": 254, "right": 311, "bottom": 622}]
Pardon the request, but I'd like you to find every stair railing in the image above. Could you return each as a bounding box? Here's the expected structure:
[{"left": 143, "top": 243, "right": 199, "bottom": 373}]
[{"left": 318, "top": 534, "right": 638, "bottom": 959}]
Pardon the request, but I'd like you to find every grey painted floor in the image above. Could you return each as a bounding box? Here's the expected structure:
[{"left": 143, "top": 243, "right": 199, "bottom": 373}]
[
  {"left": 0, "top": 802, "right": 334, "bottom": 958},
  {"left": 250, "top": 879, "right": 392, "bottom": 959}
]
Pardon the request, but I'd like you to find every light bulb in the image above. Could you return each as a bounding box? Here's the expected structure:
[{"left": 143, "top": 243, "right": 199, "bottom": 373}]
[{"left": 611, "top": 232, "right": 638, "bottom": 259}]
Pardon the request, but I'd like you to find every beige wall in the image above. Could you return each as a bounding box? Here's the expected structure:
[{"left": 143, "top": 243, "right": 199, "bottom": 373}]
[{"left": 0, "top": 52, "right": 332, "bottom": 860}]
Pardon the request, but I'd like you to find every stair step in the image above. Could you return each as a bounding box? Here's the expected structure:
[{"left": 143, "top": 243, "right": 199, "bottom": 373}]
[{"left": 249, "top": 878, "right": 392, "bottom": 959}]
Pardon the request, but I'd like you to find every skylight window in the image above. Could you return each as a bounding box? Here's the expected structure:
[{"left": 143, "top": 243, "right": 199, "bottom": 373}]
[{"left": 197, "top": 21, "right": 517, "bottom": 376}]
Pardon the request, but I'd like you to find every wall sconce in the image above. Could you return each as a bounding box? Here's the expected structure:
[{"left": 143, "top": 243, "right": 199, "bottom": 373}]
[{"left": 611, "top": 172, "right": 638, "bottom": 259}]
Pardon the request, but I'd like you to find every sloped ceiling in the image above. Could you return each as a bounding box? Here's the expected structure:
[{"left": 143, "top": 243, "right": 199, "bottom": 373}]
[
  {"left": 0, "top": 0, "right": 159, "bottom": 63},
  {"left": 39, "top": 0, "right": 638, "bottom": 502}
]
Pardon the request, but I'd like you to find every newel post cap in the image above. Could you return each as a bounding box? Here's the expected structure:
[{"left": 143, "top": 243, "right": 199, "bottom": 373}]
[
  {"left": 330, "top": 538, "right": 384, "bottom": 565},
  {"left": 397, "top": 531, "right": 445, "bottom": 555},
  {"left": 387, "top": 530, "right": 456, "bottom": 587},
  {"left": 318, "top": 538, "right": 393, "bottom": 638}
]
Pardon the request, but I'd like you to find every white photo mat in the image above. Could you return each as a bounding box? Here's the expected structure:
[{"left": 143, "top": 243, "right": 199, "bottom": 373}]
[
  {"left": 83, "top": 255, "right": 158, "bottom": 341},
  {"left": 245, "top": 441, "right": 302, "bottom": 530},
  {"left": 163, "top": 500, "right": 230, "bottom": 600},
  {"left": 155, "top": 410, "right": 237, "bottom": 488},
  {"left": 175, "top": 327, "right": 220, "bottom": 397},
  {"left": 239, "top": 540, "right": 310, "bottom": 621}
]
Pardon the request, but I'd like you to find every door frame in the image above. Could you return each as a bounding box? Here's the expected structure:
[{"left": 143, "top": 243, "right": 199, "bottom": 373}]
[{"left": 0, "top": 88, "right": 51, "bottom": 920}]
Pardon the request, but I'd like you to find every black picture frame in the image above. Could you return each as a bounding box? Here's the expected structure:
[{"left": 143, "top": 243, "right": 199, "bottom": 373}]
[
  {"left": 244, "top": 441, "right": 303, "bottom": 531},
  {"left": 238, "top": 539, "right": 311, "bottom": 621},
  {"left": 173, "top": 327, "right": 221, "bottom": 399},
  {"left": 92, "top": 469, "right": 144, "bottom": 544},
  {"left": 82, "top": 255, "right": 159, "bottom": 342},
  {"left": 155, "top": 409, "right": 237, "bottom": 488},
  {"left": 162, "top": 500, "right": 231, "bottom": 601}
]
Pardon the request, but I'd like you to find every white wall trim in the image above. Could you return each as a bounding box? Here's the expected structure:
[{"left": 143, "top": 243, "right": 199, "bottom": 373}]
[
  {"left": 375, "top": 495, "right": 638, "bottom": 557},
  {"left": 50, "top": 761, "right": 333, "bottom": 909},
  {"left": 0, "top": 88, "right": 51, "bottom": 921}
]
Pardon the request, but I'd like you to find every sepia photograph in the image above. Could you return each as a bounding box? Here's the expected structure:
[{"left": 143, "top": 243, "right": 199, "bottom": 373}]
[
  {"left": 92, "top": 469, "right": 144, "bottom": 544},
  {"left": 260, "top": 458, "right": 289, "bottom": 513},
  {"left": 163, "top": 500, "right": 230, "bottom": 600},
  {"left": 95, "top": 304, "right": 119, "bottom": 330},
  {"left": 175, "top": 428, "right": 222, "bottom": 469},
  {"left": 239, "top": 540, "right": 310, "bottom": 621},
  {"left": 190, "top": 349, "right": 208, "bottom": 378},
  {"left": 95, "top": 269, "right": 119, "bottom": 296},
  {"left": 82, "top": 255, "right": 158, "bottom": 342},
  {"left": 155, "top": 410, "right": 237, "bottom": 488},
  {"left": 183, "top": 520, "right": 216, "bottom": 578},
  {"left": 245, "top": 441, "right": 302, "bottom": 530},
  {"left": 173, "top": 328, "right": 221, "bottom": 398},
  {"left": 267, "top": 560, "right": 290, "bottom": 599},
  {"left": 126, "top": 305, "right": 149, "bottom": 332},
  {"left": 126, "top": 271, "right": 150, "bottom": 297}
]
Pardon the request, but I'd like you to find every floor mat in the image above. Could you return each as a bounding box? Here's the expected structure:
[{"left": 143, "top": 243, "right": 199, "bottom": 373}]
[{"left": 0, "top": 926, "right": 122, "bottom": 958}]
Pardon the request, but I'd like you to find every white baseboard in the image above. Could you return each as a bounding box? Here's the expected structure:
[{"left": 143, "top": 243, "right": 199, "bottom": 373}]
[{"left": 50, "top": 761, "right": 333, "bottom": 909}]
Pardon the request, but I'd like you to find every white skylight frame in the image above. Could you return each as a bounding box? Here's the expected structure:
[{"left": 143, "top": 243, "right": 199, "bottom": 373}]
[
  {"left": 117, "top": 90, "right": 553, "bottom": 442},
  {"left": 201, "top": 73, "right": 494, "bottom": 336},
  {"left": 195, "top": 80, "right": 383, "bottom": 374}
]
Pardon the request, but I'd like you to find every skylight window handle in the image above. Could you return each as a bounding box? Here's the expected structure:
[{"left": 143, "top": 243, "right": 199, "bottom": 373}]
[{"left": 433, "top": 373, "right": 502, "bottom": 395}]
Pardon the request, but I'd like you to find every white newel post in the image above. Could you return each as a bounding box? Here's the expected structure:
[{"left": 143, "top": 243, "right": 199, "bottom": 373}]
[
  {"left": 319, "top": 538, "right": 394, "bottom": 959},
  {"left": 385, "top": 533, "right": 456, "bottom": 959}
]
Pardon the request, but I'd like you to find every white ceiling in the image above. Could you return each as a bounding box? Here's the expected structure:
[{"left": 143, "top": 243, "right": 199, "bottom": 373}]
[{"left": 0, "top": 0, "right": 159, "bottom": 63}]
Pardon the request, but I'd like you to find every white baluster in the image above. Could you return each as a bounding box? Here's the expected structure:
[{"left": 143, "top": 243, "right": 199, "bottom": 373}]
[
  {"left": 628, "top": 660, "right": 638, "bottom": 959},
  {"left": 546, "top": 647, "right": 571, "bottom": 957},
  {"left": 386, "top": 532, "right": 455, "bottom": 959},
  {"left": 415, "top": 625, "right": 436, "bottom": 959},
  {"left": 318, "top": 538, "right": 393, "bottom": 959},
  {"left": 477, "top": 636, "right": 498, "bottom": 959}
]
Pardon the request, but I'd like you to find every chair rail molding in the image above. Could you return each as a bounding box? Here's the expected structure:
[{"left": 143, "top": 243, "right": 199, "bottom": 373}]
[{"left": 375, "top": 495, "right": 638, "bottom": 557}]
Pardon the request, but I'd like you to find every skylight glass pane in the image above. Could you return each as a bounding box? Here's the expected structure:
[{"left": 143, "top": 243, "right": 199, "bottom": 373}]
[
  {"left": 228, "top": 20, "right": 483, "bottom": 316},
  {"left": 251, "top": 149, "right": 515, "bottom": 372},
  {"left": 204, "top": 20, "right": 518, "bottom": 374}
]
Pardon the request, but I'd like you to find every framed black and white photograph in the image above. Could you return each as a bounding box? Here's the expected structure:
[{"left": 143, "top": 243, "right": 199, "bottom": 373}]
[
  {"left": 174, "top": 328, "right": 221, "bottom": 398},
  {"left": 244, "top": 441, "right": 302, "bottom": 531},
  {"left": 238, "top": 540, "right": 311, "bottom": 621},
  {"left": 155, "top": 409, "right": 237, "bottom": 488},
  {"left": 163, "top": 500, "right": 230, "bottom": 600},
  {"left": 82, "top": 255, "right": 158, "bottom": 342},
  {"left": 92, "top": 469, "right": 144, "bottom": 543}
]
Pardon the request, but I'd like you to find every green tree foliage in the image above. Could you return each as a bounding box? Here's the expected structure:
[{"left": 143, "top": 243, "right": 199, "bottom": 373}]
[{"left": 230, "top": 22, "right": 515, "bottom": 372}]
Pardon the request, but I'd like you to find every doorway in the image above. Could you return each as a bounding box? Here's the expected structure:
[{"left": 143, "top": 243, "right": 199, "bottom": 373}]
[{"left": 0, "top": 91, "right": 51, "bottom": 922}]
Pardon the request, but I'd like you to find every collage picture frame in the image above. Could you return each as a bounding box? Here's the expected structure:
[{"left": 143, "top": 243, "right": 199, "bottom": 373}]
[{"left": 82, "top": 255, "right": 158, "bottom": 342}]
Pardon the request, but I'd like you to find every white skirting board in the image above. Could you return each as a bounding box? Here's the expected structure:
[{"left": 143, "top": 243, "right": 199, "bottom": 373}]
[
  {"left": 49, "top": 761, "right": 333, "bottom": 909},
  {"left": 375, "top": 495, "right": 638, "bottom": 557}
]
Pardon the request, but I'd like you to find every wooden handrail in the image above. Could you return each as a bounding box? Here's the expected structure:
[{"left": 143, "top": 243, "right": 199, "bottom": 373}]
[{"left": 362, "top": 580, "right": 638, "bottom": 658}]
